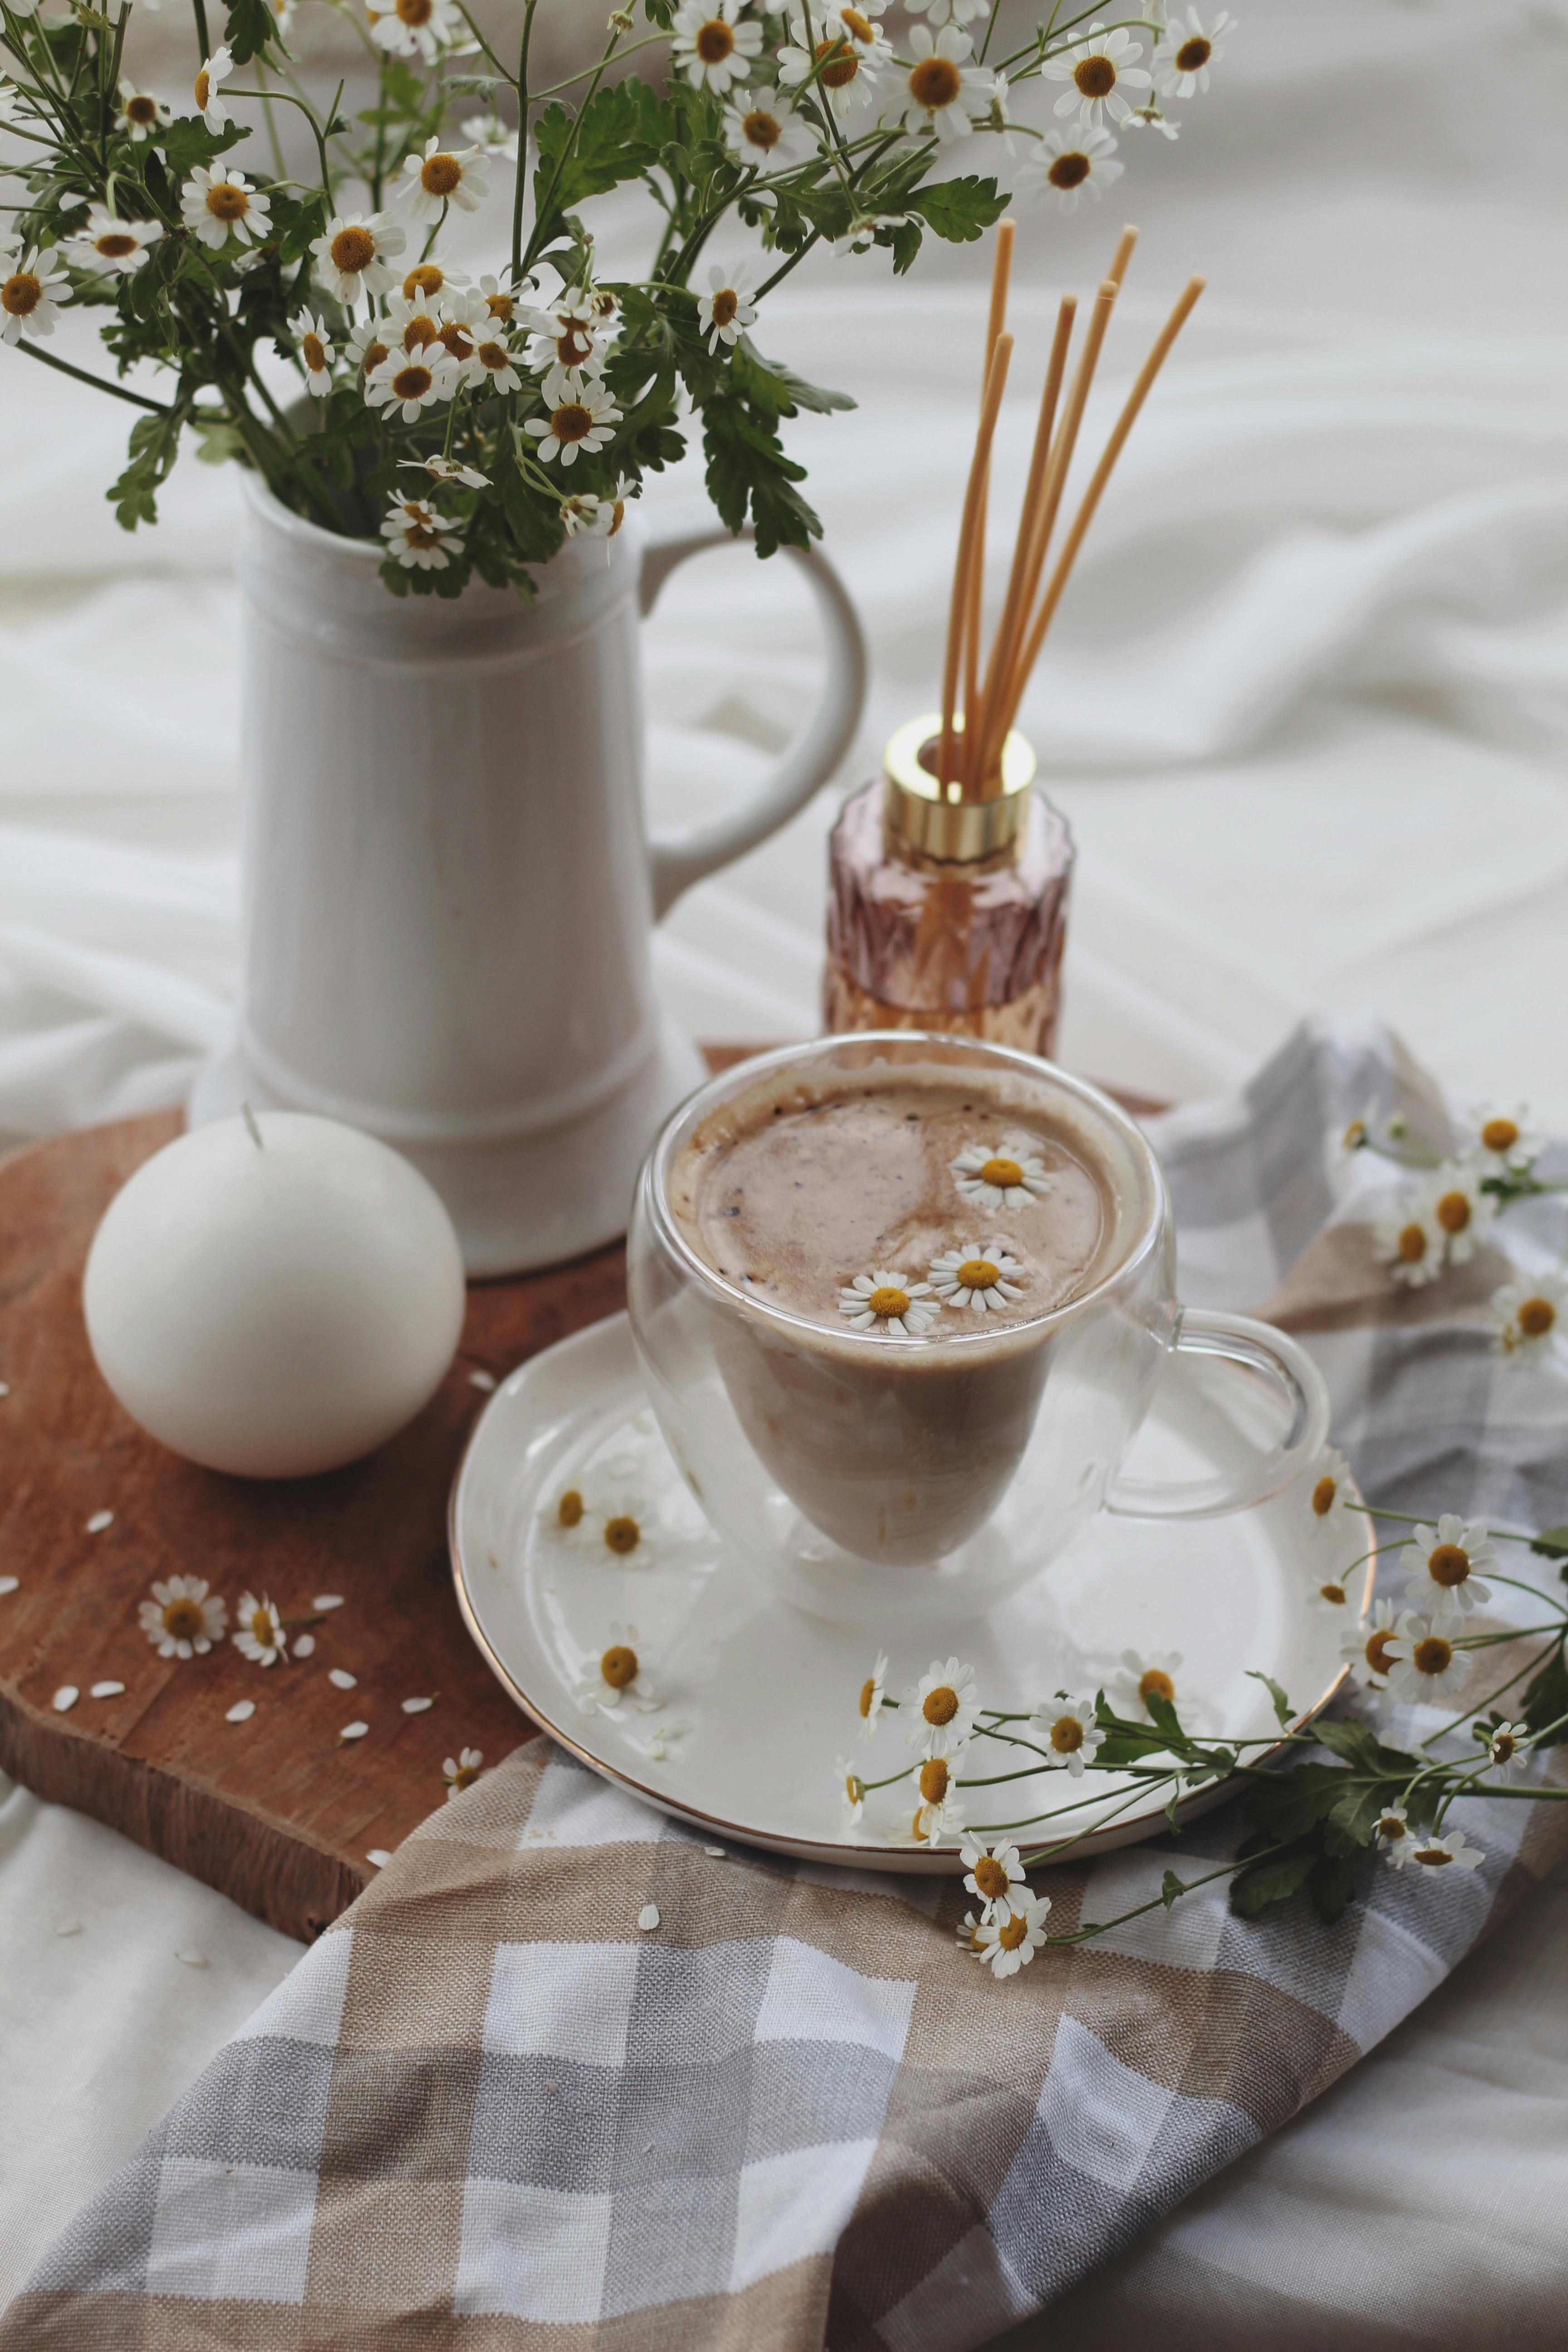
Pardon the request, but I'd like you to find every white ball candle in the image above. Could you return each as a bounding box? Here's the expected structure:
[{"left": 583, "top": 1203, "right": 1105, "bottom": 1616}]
[{"left": 83, "top": 1111, "right": 467, "bottom": 1478}]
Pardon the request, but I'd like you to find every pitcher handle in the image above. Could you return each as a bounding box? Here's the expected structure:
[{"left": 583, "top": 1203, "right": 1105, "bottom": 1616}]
[
  {"left": 640, "top": 524, "right": 867, "bottom": 920},
  {"left": 1105, "top": 1308, "right": 1331, "bottom": 1521}
]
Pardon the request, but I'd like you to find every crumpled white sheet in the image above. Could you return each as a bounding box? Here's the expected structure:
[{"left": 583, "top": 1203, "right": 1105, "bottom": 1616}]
[{"left": 4, "top": 0, "right": 1568, "bottom": 2331}]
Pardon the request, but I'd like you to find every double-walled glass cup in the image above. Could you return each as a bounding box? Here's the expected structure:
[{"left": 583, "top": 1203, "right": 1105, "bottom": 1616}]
[{"left": 627, "top": 1035, "right": 1328, "bottom": 1627}]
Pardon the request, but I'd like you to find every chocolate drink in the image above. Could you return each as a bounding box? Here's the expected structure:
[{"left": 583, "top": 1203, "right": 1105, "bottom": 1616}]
[{"left": 668, "top": 1058, "right": 1132, "bottom": 1565}]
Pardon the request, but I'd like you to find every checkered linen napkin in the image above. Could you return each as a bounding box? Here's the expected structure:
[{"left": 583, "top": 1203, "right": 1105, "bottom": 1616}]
[{"left": 7, "top": 1019, "right": 1568, "bottom": 2352}]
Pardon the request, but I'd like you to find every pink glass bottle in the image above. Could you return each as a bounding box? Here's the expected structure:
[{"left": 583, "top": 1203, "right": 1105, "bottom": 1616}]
[{"left": 825, "top": 714, "right": 1075, "bottom": 1054}]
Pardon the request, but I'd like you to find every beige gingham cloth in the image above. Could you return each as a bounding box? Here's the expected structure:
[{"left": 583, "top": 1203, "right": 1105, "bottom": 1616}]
[{"left": 6, "top": 1020, "right": 1567, "bottom": 2352}]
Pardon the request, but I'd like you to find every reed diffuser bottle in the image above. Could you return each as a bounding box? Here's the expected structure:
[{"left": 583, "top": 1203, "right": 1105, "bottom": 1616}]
[{"left": 825, "top": 220, "right": 1204, "bottom": 1059}]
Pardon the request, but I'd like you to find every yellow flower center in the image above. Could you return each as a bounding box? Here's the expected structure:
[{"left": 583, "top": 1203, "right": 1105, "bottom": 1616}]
[
  {"left": 1365, "top": 1628, "right": 1396, "bottom": 1676},
  {"left": 403, "top": 519, "right": 442, "bottom": 549},
  {"left": 600, "top": 1643, "right": 638, "bottom": 1688},
  {"left": 919, "top": 1757, "right": 949, "bottom": 1803},
  {"left": 1377, "top": 1813, "right": 1406, "bottom": 1841},
  {"left": 922, "top": 1684, "right": 959, "bottom": 1726},
  {"left": 910, "top": 54, "right": 962, "bottom": 108},
  {"left": 1434, "top": 1190, "right": 1471, "bottom": 1235},
  {"left": 206, "top": 181, "right": 249, "bottom": 221},
  {"left": 603, "top": 1514, "right": 641, "bottom": 1556},
  {"left": 956, "top": 1259, "right": 1000, "bottom": 1291},
  {"left": 1319, "top": 1580, "right": 1346, "bottom": 1605},
  {"left": 302, "top": 332, "right": 327, "bottom": 372},
  {"left": 1174, "top": 34, "right": 1211, "bottom": 70},
  {"left": 126, "top": 94, "right": 158, "bottom": 124},
  {"left": 1311, "top": 1474, "right": 1338, "bottom": 1517},
  {"left": 397, "top": 0, "right": 431, "bottom": 23},
  {"left": 331, "top": 225, "right": 377, "bottom": 274},
  {"left": 1481, "top": 1117, "right": 1518, "bottom": 1153},
  {"left": 448, "top": 1758, "right": 479, "bottom": 1789},
  {"left": 1412, "top": 1633, "right": 1453, "bottom": 1677},
  {"left": 742, "top": 106, "right": 781, "bottom": 147},
  {"left": 1050, "top": 1714, "right": 1085, "bottom": 1753},
  {"left": 1396, "top": 1222, "right": 1427, "bottom": 1262},
  {"left": 485, "top": 288, "right": 514, "bottom": 321},
  {"left": 997, "top": 1909, "right": 1030, "bottom": 1949},
  {"left": 421, "top": 152, "right": 463, "bottom": 197},
  {"left": 1138, "top": 1669, "right": 1174, "bottom": 1705},
  {"left": 1492, "top": 1732, "right": 1517, "bottom": 1763},
  {"left": 1048, "top": 150, "right": 1091, "bottom": 189},
  {"left": 1426, "top": 1543, "right": 1470, "bottom": 1588},
  {"left": 477, "top": 340, "right": 510, "bottom": 371},
  {"left": 162, "top": 1596, "right": 205, "bottom": 1641},
  {"left": 978, "top": 1155, "right": 1022, "bottom": 1187},
  {"left": 858, "top": 1676, "right": 877, "bottom": 1718},
  {"left": 1, "top": 271, "right": 40, "bottom": 316},
  {"left": 360, "top": 338, "right": 389, "bottom": 375},
  {"left": 96, "top": 232, "right": 137, "bottom": 257},
  {"left": 392, "top": 363, "right": 433, "bottom": 400},
  {"left": 194, "top": 69, "right": 211, "bottom": 106},
  {"left": 404, "top": 263, "right": 444, "bottom": 297},
  {"left": 551, "top": 401, "right": 593, "bottom": 443},
  {"left": 911, "top": 1807, "right": 929, "bottom": 1841},
  {"left": 972, "top": 1854, "right": 1009, "bottom": 1900},
  {"left": 249, "top": 1606, "right": 274, "bottom": 1643},
  {"left": 1517, "top": 1296, "right": 1555, "bottom": 1338},
  {"left": 439, "top": 320, "right": 473, "bottom": 360},
  {"left": 695, "top": 15, "right": 733, "bottom": 60},
  {"left": 555, "top": 320, "right": 595, "bottom": 365},
  {"left": 816, "top": 36, "right": 858, "bottom": 86},
  {"left": 867, "top": 1284, "right": 911, "bottom": 1318},
  {"left": 1413, "top": 1843, "right": 1451, "bottom": 1868},
  {"left": 1073, "top": 52, "right": 1116, "bottom": 96},
  {"left": 844, "top": 1771, "right": 862, "bottom": 1803},
  {"left": 711, "top": 287, "right": 739, "bottom": 328},
  {"left": 841, "top": 4, "right": 873, "bottom": 34},
  {"left": 556, "top": 1489, "right": 584, "bottom": 1527},
  {"left": 1342, "top": 1118, "right": 1367, "bottom": 1149}
]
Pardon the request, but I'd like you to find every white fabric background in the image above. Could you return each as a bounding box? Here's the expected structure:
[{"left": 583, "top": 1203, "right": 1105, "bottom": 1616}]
[{"left": 3, "top": 0, "right": 1568, "bottom": 2334}]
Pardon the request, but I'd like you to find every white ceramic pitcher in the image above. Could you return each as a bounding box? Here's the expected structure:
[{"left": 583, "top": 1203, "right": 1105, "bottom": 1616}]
[{"left": 189, "top": 473, "right": 867, "bottom": 1274}]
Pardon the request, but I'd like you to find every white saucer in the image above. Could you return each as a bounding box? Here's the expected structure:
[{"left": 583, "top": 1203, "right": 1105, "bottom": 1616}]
[{"left": 449, "top": 1314, "right": 1373, "bottom": 1872}]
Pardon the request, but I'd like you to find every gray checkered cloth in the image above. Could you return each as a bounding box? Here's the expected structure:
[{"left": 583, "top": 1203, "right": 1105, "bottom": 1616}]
[{"left": 6, "top": 1019, "right": 1567, "bottom": 2352}]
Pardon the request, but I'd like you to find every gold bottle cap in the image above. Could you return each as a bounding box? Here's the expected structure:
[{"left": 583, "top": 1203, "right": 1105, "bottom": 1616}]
[{"left": 882, "top": 714, "right": 1036, "bottom": 862}]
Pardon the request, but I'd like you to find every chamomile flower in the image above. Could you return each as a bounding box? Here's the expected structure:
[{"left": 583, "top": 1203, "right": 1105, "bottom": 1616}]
[
  {"left": 722, "top": 86, "right": 815, "bottom": 167},
  {"left": 1340, "top": 1597, "right": 1401, "bottom": 1691},
  {"left": 401, "top": 254, "right": 469, "bottom": 304},
  {"left": 910, "top": 1782, "right": 965, "bottom": 1845},
  {"left": 1311, "top": 1569, "right": 1352, "bottom": 1612},
  {"left": 1306, "top": 1446, "right": 1354, "bottom": 1533},
  {"left": 1373, "top": 1196, "right": 1442, "bottom": 1288},
  {"left": 1114, "top": 1651, "right": 1183, "bottom": 1721},
  {"left": 192, "top": 45, "right": 233, "bottom": 134},
  {"left": 1423, "top": 1163, "right": 1496, "bottom": 1265},
  {"left": 1402, "top": 1516, "right": 1494, "bottom": 1622},
  {"left": 1492, "top": 1271, "right": 1567, "bottom": 1357},
  {"left": 673, "top": 0, "right": 765, "bottom": 93},
  {"left": 116, "top": 83, "right": 172, "bottom": 142},
  {"left": 960, "top": 1833, "right": 1026, "bottom": 1921},
  {"left": 913, "top": 1744, "right": 967, "bottom": 1817},
  {"left": 365, "top": 348, "right": 458, "bottom": 424},
  {"left": 903, "top": 0, "right": 987, "bottom": 22},
  {"left": 66, "top": 206, "right": 162, "bottom": 275},
  {"left": 949, "top": 1140, "right": 1053, "bottom": 1210},
  {"left": 893, "top": 22, "right": 990, "bottom": 140},
  {"left": 837, "top": 1269, "right": 940, "bottom": 1334},
  {"left": 1123, "top": 103, "right": 1180, "bottom": 137},
  {"left": 138, "top": 1574, "right": 228, "bottom": 1660},
  {"left": 430, "top": 288, "right": 492, "bottom": 379},
  {"left": 837, "top": 1755, "right": 866, "bottom": 1824},
  {"left": 524, "top": 286, "right": 611, "bottom": 393},
  {"left": 233, "top": 1591, "right": 287, "bottom": 1666},
  {"left": 400, "top": 136, "right": 489, "bottom": 224},
  {"left": 699, "top": 262, "right": 757, "bottom": 353},
  {"left": 366, "top": 0, "right": 467, "bottom": 63},
  {"left": 383, "top": 291, "right": 444, "bottom": 354},
  {"left": 311, "top": 210, "right": 407, "bottom": 304},
  {"left": 1408, "top": 1825, "right": 1485, "bottom": 1881},
  {"left": 181, "top": 166, "right": 271, "bottom": 250},
  {"left": 379, "top": 493, "right": 464, "bottom": 569},
  {"left": 561, "top": 490, "right": 615, "bottom": 540},
  {"left": 1479, "top": 1719, "right": 1529, "bottom": 1780},
  {"left": 975, "top": 1889, "right": 1052, "bottom": 1976},
  {"left": 524, "top": 376, "right": 622, "bottom": 466},
  {"left": 904, "top": 1656, "right": 979, "bottom": 1756},
  {"left": 956, "top": 1909, "right": 985, "bottom": 1955},
  {"left": 978, "top": 70, "right": 1018, "bottom": 150},
  {"left": 1469, "top": 1104, "right": 1540, "bottom": 1176},
  {"left": 403, "top": 452, "right": 491, "bottom": 489},
  {"left": 928, "top": 1242, "right": 1023, "bottom": 1313},
  {"left": 475, "top": 271, "right": 519, "bottom": 327},
  {"left": 1372, "top": 1801, "right": 1413, "bottom": 1867},
  {"left": 1042, "top": 22, "right": 1151, "bottom": 126},
  {"left": 777, "top": 18, "right": 880, "bottom": 117},
  {"left": 290, "top": 309, "right": 335, "bottom": 395},
  {"left": 0, "top": 253, "right": 69, "bottom": 348},
  {"left": 1153, "top": 8, "right": 1235, "bottom": 99},
  {"left": 461, "top": 110, "right": 519, "bottom": 161},
  {"left": 470, "top": 331, "right": 523, "bottom": 395},
  {"left": 857, "top": 1651, "right": 889, "bottom": 1740},
  {"left": 1016, "top": 123, "right": 1123, "bottom": 212},
  {"left": 1383, "top": 1611, "right": 1470, "bottom": 1707},
  {"left": 576, "top": 1626, "right": 660, "bottom": 1713},
  {"left": 443, "top": 1745, "right": 484, "bottom": 1796},
  {"left": 346, "top": 314, "right": 393, "bottom": 380},
  {"left": 1031, "top": 1691, "right": 1105, "bottom": 1774}
]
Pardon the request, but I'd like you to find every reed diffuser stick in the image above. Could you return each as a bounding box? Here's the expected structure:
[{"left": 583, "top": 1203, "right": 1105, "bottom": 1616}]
[
  {"left": 960, "top": 219, "right": 1015, "bottom": 756},
  {"left": 937, "top": 329, "right": 1014, "bottom": 788}
]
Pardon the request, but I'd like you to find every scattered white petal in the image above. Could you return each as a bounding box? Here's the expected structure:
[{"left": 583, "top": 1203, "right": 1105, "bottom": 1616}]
[
  {"left": 703, "top": 1846, "right": 725, "bottom": 1858},
  {"left": 52, "top": 1685, "right": 78, "bottom": 1712},
  {"left": 225, "top": 1698, "right": 256, "bottom": 1723},
  {"left": 54, "top": 1921, "right": 82, "bottom": 1937},
  {"left": 365, "top": 1848, "right": 392, "bottom": 1868},
  {"left": 0, "top": 1576, "right": 19, "bottom": 1596},
  {"left": 85, "top": 1511, "right": 114, "bottom": 1534},
  {"left": 469, "top": 1369, "right": 497, "bottom": 1391},
  {"left": 637, "top": 1904, "right": 660, "bottom": 1931},
  {"left": 0, "top": 1381, "right": 10, "bottom": 1396},
  {"left": 293, "top": 1632, "right": 316, "bottom": 1657},
  {"left": 313, "top": 1595, "right": 345, "bottom": 1611},
  {"left": 328, "top": 1667, "right": 358, "bottom": 1689},
  {"left": 89, "top": 1681, "right": 125, "bottom": 1699},
  {"left": 402, "top": 1695, "right": 433, "bottom": 1713},
  {"left": 339, "top": 1720, "right": 369, "bottom": 1741},
  {"left": 174, "top": 1948, "right": 208, "bottom": 1968}
]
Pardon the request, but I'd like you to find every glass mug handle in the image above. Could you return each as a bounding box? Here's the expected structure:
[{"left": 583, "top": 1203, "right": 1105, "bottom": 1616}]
[
  {"left": 1105, "top": 1308, "right": 1331, "bottom": 1521},
  {"left": 639, "top": 524, "right": 868, "bottom": 919}
]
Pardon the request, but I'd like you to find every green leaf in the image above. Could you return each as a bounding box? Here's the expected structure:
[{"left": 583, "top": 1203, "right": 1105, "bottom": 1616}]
[
  {"left": 162, "top": 116, "right": 250, "bottom": 173},
  {"left": 1521, "top": 1642, "right": 1568, "bottom": 1748},
  {"left": 108, "top": 408, "right": 183, "bottom": 531},
  {"left": 1142, "top": 1689, "right": 1186, "bottom": 1749},
  {"left": 1311, "top": 1717, "right": 1422, "bottom": 1778},
  {"left": 1308, "top": 1847, "right": 1364, "bottom": 1925},
  {"left": 1530, "top": 1524, "right": 1568, "bottom": 1561},
  {"left": 532, "top": 78, "right": 666, "bottom": 224},
  {"left": 909, "top": 175, "right": 1009, "bottom": 245},
  {"left": 223, "top": 0, "right": 281, "bottom": 68},
  {"left": 889, "top": 219, "right": 924, "bottom": 276},
  {"left": 1229, "top": 1837, "right": 1318, "bottom": 1919},
  {"left": 731, "top": 339, "right": 855, "bottom": 419},
  {"left": 1247, "top": 1669, "right": 1294, "bottom": 1729},
  {"left": 1243, "top": 1761, "right": 1351, "bottom": 1843},
  {"left": 1159, "top": 1868, "right": 1186, "bottom": 1910}
]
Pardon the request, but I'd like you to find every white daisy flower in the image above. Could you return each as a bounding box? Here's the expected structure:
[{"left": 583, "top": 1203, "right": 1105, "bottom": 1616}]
[
  {"left": 427, "top": 288, "right": 491, "bottom": 381},
  {"left": 268, "top": 0, "right": 296, "bottom": 32},
  {"left": 366, "top": 0, "right": 467, "bottom": 63},
  {"left": 233, "top": 1591, "right": 287, "bottom": 1666},
  {"left": 1041, "top": 22, "right": 1152, "bottom": 127},
  {"left": 837, "top": 1269, "right": 940, "bottom": 1335},
  {"left": 524, "top": 288, "right": 611, "bottom": 398},
  {"left": 956, "top": 1909, "right": 985, "bottom": 1955},
  {"left": 977, "top": 69, "right": 1018, "bottom": 150},
  {"left": 192, "top": 45, "right": 233, "bottom": 134},
  {"left": 365, "top": 348, "right": 458, "bottom": 424},
  {"left": 583, "top": 1486, "right": 660, "bottom": 1560},
  {"left": 857, "top": 1650, "right": 889, "bottom": 1740},
  {"left": 1402, "top": 1515, "right": 1495, "bottom": 1622},
  {"left": 1153, "top": 7, "right": 1235, "bottom": 99},
  {"left": 1469, "top": 1104, "right": 1541, "bottom": 1176},
  {"left": 1311, "top": 1569, "right": 1352, "bottom": 1612},
  {"left": 836, "top": 1755, "right": 867, "bottom": 1825},
  {"left": 1492, "top": 1270, "right": 1566, "bottom": 1358},
  {"left": 1372, "top": 1196, "right": 1443, "bottom": 1288},
  {"left": 523, "top": 375, "right": 622, "bottom": 466},
  {"left": 560, "top": 490, "right": 616, "bottom": 540},
  {"left": 949, "top": 1139, "right": 1053, "bottom": 1211},
  {"left": 892, "top": 22, "right": 990, "bottom": 140},
  {"left": 311, "top": 211, "right": 407, "bottom": 304},
  {"left": 380, "top": 288, "right": 450, "bottom": 355},
  {"left": 0, "top": 247, "right": 68, "bottom": 343},
  {"left": 1306, "top": 1446, "right": 1354, "bottom": 1533},
  {"left": 722, "top": 85, "right": 815, "bottom": 168},
  {"left": 402, "top": 452, "right": 491, "bottom": 489},
  {"left": 474, "top": 270, "right": 519, "bottom": 328},
  {"left": 181, "top": 167, "right": 271, "bottom": 250},
  {"left": 1030, "top": 1691, "right": 1105, "bottom": 1774},
  {"left": 470, "top": 329, "right": 524, "bottom": 395},
  {"left": 903, "top": 0, "right": 986, "bottom": 23},
  {"left": 904, "top": 1656, "right": 979, "bottom": 1756},
  {"left": 699, "top": 261, "right": 757, "bottom": 353},
  {"left": 138, "top": 1575, "right": 228, "bottom": 1660},
  {"left": 1115, "top": 1650, "right": 1184, "bottom": 1720},
  {"left": 1339, "top": 1597, "right": 1400, "bottom": 1691},
  {"left": 777, "top": 18, "right": 880, "bottom": 117},
  {"left": 1408, "top": 1825, "right": 1485, "bottom": 1881},
  {"left": 379, "top": 492, "right": 464, "bottom": 568},
  {"left": 960, "top": 1833, "right": 1026, "bottom": 1922},
  {"left": 442, "top": 1745, "right": 484, "bottom": 1796},
  {"left": 673, "top": 0, "right": 765, "bottom": 94},
  {"left": 910, "top": 1782, "right": 966, "bottom": 1846},
  {"left": 400, "top": 136, "right": 489, "bottom": 224},
  {"left": 65, "top": 206, "right": 162, "bottom": 276},
  {"left": 1123, "top": 103, "right": 1180, "bottom": 137},
  {"left": 975, "top": 1889, "right": 1052, "bottom": 1977},
  {"left": 927, "top": 1242, "right": 1024, "bottom": 1313},
  {"left": 1480, "top": 1720, "right": 1529, "bottom": 1781},
  {"left": 1422, "top": 1162, "right": 1497, "bottom": 1265},
  {"left": 576, "top": 1627, "right": 660, "bottom": 1713},
  {"left": 116, "top": 83, "right": 172, "bottom": 141},
  {"left": 818, "top": 2, "right": 893, "bottom": 65},
  {"left": 461, "top": 110, "right": 519, "bottom": 161},
  {"left": 1383, "top": 1611, "right": 1470, "bottom": 1707},
  {"left": 1015, "top": 123, "right": 1123, "bottom": 212},
  {"left": 289, "top": 308, "right": 335, "bottom": 394},
  {"left": 832, "top": 211, "right": 915, "bottom": 259},
  {"left": 401, "top": 254, "right": 469, "bottom": 305},
  {"left": 1372, "top": 1801, "right": 1414, "bottom": 1867},
  {"left": 345, "top": 314, "right": 393, "bottom": 380}
]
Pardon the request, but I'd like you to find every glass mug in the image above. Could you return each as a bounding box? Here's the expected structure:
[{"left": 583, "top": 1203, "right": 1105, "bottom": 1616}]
[{"left": 627, "top": 1034, "right": 1329, "bottom": 1627}]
